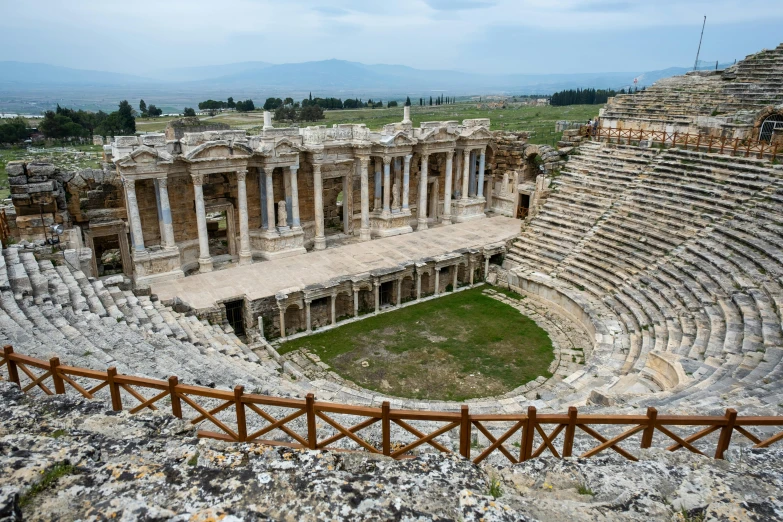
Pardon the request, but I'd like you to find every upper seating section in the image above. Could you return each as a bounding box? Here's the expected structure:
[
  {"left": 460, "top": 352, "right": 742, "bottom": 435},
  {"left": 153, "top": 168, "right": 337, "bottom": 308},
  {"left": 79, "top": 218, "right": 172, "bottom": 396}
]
[{"left": 601, "top": 43, "right": 783, "bottom": 126}]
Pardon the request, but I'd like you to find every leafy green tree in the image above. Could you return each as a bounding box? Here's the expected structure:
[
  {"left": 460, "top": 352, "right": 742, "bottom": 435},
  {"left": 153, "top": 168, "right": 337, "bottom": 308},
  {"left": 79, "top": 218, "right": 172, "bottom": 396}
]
[
  {"left": 274, "top": 106, "right": 297, "bottom": 122},
  {"left": 388, "top": 100, "right": 398, "bottom": 108},
  {"left": 147, "top": 104, "right": 163, "bottom": 117},
  {"left": 0, "top": 116, "right": 32, "bottom": 144},
  {"left": 183, "top": 107, "right": 196, "bottom": 117},
  {"left": 227, "top": 97, "right": 235, "bottom": 109},
  {"left": 284, "top": 97, "right": 294, "bottom": 106},
  {"left": 300, "top": 104, "right": 324, "bottom": 121},
  {"left": 236, "top": 99, "right": 256, "bottom": 112},
  {"left": 405, "top": 97, "right": 411, "bottom": 106},
  {"left": 263, "top": 97, "right": 283, "bottom": 111}
]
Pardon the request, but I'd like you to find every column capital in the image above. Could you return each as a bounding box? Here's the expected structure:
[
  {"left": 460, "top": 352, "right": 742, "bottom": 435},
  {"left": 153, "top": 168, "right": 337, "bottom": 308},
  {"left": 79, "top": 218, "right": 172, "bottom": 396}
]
[
  {"left": 304, "top": 298, "right": 312, "bottom": 305},
  {"left": 404, "top": 154, "right": 413, "bottom": 163},
  {"left": 289, "top": 164, "right": 299, "bottom": 173},
  {"left": 463, "top": 148, "right": 471, "bottom": 159},
  {"left": 122, "top": 177, "right": 136, "bottom": 190},
  {"left": 313, "top": 163, "right": 322, "bottom": 174},
  {"left": 157, "top": 177, "right": 168, "bottom": 189},
  {"left": 358, "top": 156, "right": 371, "bottom": 168},
  {"left": 382, "top": 156, "right": 392, "bottom": 166},
  {"left": 191, "top": 173, "right": 205, "bottom": 186},
  {"left": 373, "top": 279, "right": 381, "bottom": 288},
  {"left": 236, "top": 169, "right": 247, "bottom": 182}
]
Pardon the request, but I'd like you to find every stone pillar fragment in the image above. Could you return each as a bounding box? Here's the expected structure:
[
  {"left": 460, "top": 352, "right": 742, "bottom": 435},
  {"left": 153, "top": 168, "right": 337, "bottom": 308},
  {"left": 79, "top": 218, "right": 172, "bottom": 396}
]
[
  {"left": 382, "top": 157, "right": 391, "bottom": 215},
  {"left": 461, "top": 149, "right": 470, "bottom": 200},
  {"left": 359, "top": 157, "right": 371, "bottom": 241},
  {"left": 442, "top": 151, "right": 453, "bottom": 224},
  {"left": 434, "top": 268, "right": 440, "bottom": 296},
  {"left": 236, "top": 169, "right": 252, "bottom": 265},
  {"left": 265, "top": 170, "right": 276, "bottom": 233},
  {"left": 305, "top": 300, "right": 312, "bottom": 333},
  {"left": 156, "top": 177, "right": 176, "bottom": 249},
  {"left": 418, "top": 153, "right": 429, "bottom": 230},
  {"left": 477, "top": 149, "right": 486, "bottom": 199},
  {"left": 402, "top": 154, "right": 411, "bottom": 211},
  {"left": 279, "top": 306, "right": 286, "bottom": 339},
  {"left": 374, "top": 280, "right": 380, "bottom": 314},
  {"left": 290, "top": 166, "right": 301, "bottom": 228},
  {"left": 313, "top": 164, "right": 326, "bottom": 250},
  {"left": 191, "top": 173, "right": 212, "bottom": 273},
  {"left": 123, "top": 178, "right": 145, "bottom": 253},
  {"left": 330, "top": 294, "right": 337, "bottom": 325}
]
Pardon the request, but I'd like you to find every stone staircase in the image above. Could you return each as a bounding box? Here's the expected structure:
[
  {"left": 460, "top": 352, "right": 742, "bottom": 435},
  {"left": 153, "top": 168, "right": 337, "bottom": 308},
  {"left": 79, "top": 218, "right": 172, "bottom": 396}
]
[
  {"left": 0, "top": 247, "right": 305, "bottom": 398},
  {"left": 507, "top": 140, "right": 783, "bottom": 412}
]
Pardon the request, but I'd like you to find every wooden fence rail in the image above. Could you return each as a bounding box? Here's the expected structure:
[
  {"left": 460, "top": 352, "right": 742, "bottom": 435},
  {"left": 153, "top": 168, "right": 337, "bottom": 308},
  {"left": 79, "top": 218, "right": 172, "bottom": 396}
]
[
  {"left": 3, "top": 345, "right": 783, "bottom": 463},
  {"left": 593, "top": 127, "right": 780, "bottom": 163}
]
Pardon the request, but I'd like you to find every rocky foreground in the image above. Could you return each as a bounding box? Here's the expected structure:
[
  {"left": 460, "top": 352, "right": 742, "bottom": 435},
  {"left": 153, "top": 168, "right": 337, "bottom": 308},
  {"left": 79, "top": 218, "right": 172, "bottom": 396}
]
[{"left": 1, "top": 382, "right": 781, "bottom": 521}]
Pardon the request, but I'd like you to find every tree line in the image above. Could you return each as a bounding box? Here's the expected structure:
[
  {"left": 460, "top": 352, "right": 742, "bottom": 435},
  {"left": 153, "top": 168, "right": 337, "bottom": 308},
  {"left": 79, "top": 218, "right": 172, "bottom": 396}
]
[
  {"left": 549, "top": 87, "right": 643, "bottom": 106},
  {"left": 197, "top": 97, "right": 255, "bottom": 113}
]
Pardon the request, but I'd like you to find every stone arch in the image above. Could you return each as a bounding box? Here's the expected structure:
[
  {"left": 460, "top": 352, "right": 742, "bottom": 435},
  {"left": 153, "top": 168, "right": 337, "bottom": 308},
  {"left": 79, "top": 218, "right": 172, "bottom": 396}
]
[{"left": 754, "top": 108, "right": 783, "bottom": 143}]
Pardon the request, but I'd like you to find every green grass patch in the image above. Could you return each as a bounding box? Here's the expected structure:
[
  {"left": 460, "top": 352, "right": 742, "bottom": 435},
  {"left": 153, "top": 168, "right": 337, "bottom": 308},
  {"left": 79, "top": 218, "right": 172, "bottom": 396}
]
[
  {"left": 278, "top": 287, "right": 554, "bottom": 401},
  {"left": 20, "top": 462, "right": 78, "bottom": 508}
]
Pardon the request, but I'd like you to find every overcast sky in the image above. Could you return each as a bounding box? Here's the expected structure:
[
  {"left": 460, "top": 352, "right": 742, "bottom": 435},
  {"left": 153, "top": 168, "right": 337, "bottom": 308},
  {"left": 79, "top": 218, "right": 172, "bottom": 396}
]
[{"left": 1, "top": 0, "right": 782, "bottom": 75}]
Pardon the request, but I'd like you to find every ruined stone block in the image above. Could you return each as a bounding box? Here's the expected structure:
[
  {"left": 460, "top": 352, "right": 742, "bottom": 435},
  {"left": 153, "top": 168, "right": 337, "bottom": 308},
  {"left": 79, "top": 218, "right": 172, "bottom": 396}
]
[
  {"left": 26, "top": 163, "right": 57, "bottom": 177},
  {"left": 8, "top": 175, "right": 27, "bottom": 186},
  {"left": 5, "top": 161, "right": 25, "bottom": 176}
]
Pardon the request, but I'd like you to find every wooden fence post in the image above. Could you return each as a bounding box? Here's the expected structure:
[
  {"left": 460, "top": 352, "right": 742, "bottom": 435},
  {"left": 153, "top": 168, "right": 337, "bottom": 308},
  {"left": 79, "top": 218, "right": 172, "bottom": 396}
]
[
  {"left": 49, "top": 357, "right": 65, "bottom": 395},
  {"left": 106, "top": 367, "right": 122, "bottom": 411},
  {"left": 459, "top": 405, "right": 470, "bottom": 459},
  {"left": 382, "top": 401, "right": 391, "bottom": 456},
  {"left": 732, "top": 138, "right": 740, "bottom": 156},
  {"left": 306, "top": 393, "right": 317, "bottom": 450},
  {"left": 715, "top": 408, "right": 737, "bottom": 459},
  {"left": 673, "top": 132, "right": 678, "bottom": 149},
  {"left": 719, "top": 136, "right": 726, "bottom": 154},
  {"left": 707, "top": 136, "right": 714, "bottom": 153},
  {"left": 563, "top": 406, "right": 577, "bottom": 457},
  {"left": 168, "top": 376, "right": 182, "bottom": 418},
  {"left": 695, "top": 133, "right": 701, "bottom": 152},
  {"left": 3, "top": 345, "right": 20, "bottom": 386},
  {"left": 641, "top": 407, "right": 657, "bottom": 449},
  {"left": 745, "top": 140, "right": 752, "bottom": 158},
  {"left": 234, "top": 385, "right": 247, "bottom": 442},
  {"left": 521, "top": 406, "right": 537, "bottom": 462}
]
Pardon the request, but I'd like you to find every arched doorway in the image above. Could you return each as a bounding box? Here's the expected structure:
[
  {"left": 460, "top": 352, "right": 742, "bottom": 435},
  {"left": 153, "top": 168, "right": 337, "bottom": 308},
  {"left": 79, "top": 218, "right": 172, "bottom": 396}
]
[{"left": 759, "top": 114, "right": 783, "bottom": 143}]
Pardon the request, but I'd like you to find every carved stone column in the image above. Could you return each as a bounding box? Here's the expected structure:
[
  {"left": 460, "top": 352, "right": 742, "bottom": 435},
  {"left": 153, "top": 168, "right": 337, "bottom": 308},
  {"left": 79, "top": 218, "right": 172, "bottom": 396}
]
[
  {"left": 191, "top": 173, "right": 212, "bottom": 273},
  {"left": 313, "top": 164, "right": 326, "bottom": 250},
  {"left": 289, "top": 165, "right": 301, "bottom": 228},
  {"left": 382, "top": 156, "right": 391, "bottom": 216},
  {"left": 373, "top": 158, "right": 382, "bottom": 212},
  {"left": 156, "top": 177, "right": 176, "bottom": 249},
  {"left": 469, "top": 150, "right": 477, "bottom": 197},
  {"left": 236, "top": 169, "right": 252, "bottom": 265},
  {"left": 461, "top": 149, "right": 470, "bottom": 200},
  {"left": 123, "top": 178, "right": 146, "bottom": 253},
  {"left": 477, "top": 148, "right": 486, "bottom": 199},
  {"left": 452, "top": 264, "right": 458, "bottom": 289},
  {"left": 442, "top": 151, "right": 453, "bottom": 224},
  {"left": 434, "top": 267, "right": 440, "bottom": 296},
  {"left": 373, "top": 279, "right": 380, "bottom": 314},
  {"left": 305, "top": 299, "right": 312, "bottom": 333},
  {"left": 396, "top": 277, "right": 402, "bottom": 307},
  {"left": 359, "top": 157, "right": 371, "bottom": 241},
  {"left": 418, "top": 153, "right": 429, "bottom": 230},
  {"left": 265, "top": 169, "right": 276, "bottom": 234},
  {"left": 353, "top": 286, "right": 360, "bottom": 316},
  {"left": 402, "top": 154, "right": 411, "bottom": 211},
  {"left": 278, "top": 305, "right": 286, "bottom": 339},
  {"left": 416, "top": 270, "right": 422, "bottom": 300},
  {"left": 330, "top": 293, "right": 337, "bottom": 326}
]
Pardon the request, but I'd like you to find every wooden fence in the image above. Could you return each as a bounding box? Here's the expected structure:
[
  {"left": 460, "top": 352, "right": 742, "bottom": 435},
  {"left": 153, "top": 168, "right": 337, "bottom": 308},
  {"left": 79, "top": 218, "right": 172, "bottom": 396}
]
[
  {"left": 3, "top": 345, "right": 783, "bottom": 463},
  {"left": 593, "top": 127, "right": 780, "bottom": 162},
  {"left": 0, "top": 209, "right": 10, "bottom": 245}
]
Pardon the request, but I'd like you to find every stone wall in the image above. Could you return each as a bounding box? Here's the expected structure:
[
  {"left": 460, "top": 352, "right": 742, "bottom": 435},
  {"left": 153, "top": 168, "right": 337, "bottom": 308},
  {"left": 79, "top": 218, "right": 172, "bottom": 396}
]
[
  {"left": 164, "top": 117, "right": 230, "bottom": 141},
  {"left": 6, "top": 161, "right": 72, "bottom": 240}
]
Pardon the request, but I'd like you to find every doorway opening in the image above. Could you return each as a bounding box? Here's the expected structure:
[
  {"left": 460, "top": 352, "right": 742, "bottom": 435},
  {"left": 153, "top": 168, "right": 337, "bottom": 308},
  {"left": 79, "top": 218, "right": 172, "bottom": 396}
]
[
  {"left": 380, "top": 281, "right": 395, "bottom": 307},
  {"left": 225, "top": 299, "right": 245, "bottom": 336},
  {"left": 206, "top": 210, "right": 229, "bottom": 257},
  {"left": 93, "top": 234, "right": 124, "bottom": 276},
  {"left": 517, "top": 193, "right": 531, "bottom": 219},
  {"left": 759, "top": 114, "right": 783, "bottom": 143}
]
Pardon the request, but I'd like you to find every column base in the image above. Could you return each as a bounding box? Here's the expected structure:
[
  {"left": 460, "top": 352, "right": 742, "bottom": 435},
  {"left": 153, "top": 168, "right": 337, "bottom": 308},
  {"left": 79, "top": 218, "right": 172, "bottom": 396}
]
[
  {"left": 417, "top": 219, "right": 428, "bottom": 231},
  {"left": 440, "top": 214, "right": 452, "bottom": 225},
  {"left": 198, "top": 257, "right": 214, "bottom": 273},
  {"left": 238, "top": 251, "right": 253, "bottom": 266},
  {"left": 314, "top": 236, "right": 327, "bottom": 250},
  {"left": 360, "top": 228, "right": 371, "bottom": 241}
]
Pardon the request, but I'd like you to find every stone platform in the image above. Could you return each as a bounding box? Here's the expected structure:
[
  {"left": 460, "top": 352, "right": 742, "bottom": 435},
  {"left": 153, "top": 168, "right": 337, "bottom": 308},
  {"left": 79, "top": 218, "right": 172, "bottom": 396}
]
[{"left": 151, "top": 216, "right": 520, "bottom": 309}]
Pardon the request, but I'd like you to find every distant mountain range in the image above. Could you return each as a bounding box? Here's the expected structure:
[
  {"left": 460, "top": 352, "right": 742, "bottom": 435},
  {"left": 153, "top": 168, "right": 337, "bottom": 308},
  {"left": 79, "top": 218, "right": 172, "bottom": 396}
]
[{"left": 0, "top": 59, "right": 729, "bottom": 113}]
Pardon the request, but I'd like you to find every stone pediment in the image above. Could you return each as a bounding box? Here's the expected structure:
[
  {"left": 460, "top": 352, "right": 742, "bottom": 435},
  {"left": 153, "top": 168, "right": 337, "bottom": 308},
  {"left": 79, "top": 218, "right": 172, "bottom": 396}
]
[
  {"left": 116, "top": 146, "right": 173, "bottom": 167},
  {"left": 258, "top": 137, "right": 304, "bottom": 158},
  {"left": 185, "top": 141, "right": 252, "bottom": 162},
  {"left": 460, "top": 126, "right": 493, "bottom": 140},
  {"left": 379, "top": 131, "right": 415, "bottom": 147},
  {"left": 418, "top": 126, "right": 458, "bottom": 144}
]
